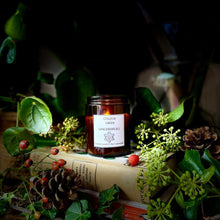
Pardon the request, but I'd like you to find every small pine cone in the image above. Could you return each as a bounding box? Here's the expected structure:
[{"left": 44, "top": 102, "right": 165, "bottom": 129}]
[
  {"left": 29, "top": 168, "right": 81, "bottom": 211},
  {"left": 181, "top": 126, "right": 220, "bottom": 158}
]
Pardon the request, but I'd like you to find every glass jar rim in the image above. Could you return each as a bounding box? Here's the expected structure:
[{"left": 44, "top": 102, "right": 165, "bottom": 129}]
[{"left": 87, "top": 95, "right": 128, "bottom": 105}]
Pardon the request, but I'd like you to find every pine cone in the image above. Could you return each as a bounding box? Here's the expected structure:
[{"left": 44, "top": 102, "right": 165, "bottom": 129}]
[
  {"left": 30, "top": 168, "right": 81, "bottom": 211},
  {"left": 181, "top": 126, "right": 220, "bottom": 160}
]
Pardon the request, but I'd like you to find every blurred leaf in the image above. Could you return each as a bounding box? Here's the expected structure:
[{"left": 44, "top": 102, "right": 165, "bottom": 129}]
[
  {"left": 37, "top": 72, "right": 54, "bottom": 84},
  {"left": 55, "top": 68, "right": 96, "bottom": 118},
  {"left": 19, "top": 96, "right": 52, "bottom": 134},
  {"left": 2, "top": 127, "right": 34, "bottom": 156},
  {"left": 135, "top": 87, "right": 162, "bottom": 114},
  {"left": 0, "top": 36, "right": 16, "bottom": 64},
  {"left": 5, "top": 3, "right": 29, "bottom": 40}
]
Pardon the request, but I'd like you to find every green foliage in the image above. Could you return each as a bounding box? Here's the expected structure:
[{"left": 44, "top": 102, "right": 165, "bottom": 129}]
[
  {"left": 4, "top": 3, "right": 29, "bottom": 40},
  {"left": 96, "top": 184, "right": 120, "bottom": 215},
  {"left": 134, "top": 93, "right": 220, "bottom": 220},
  {"left": 65, "top": 200, "right": 91, "bottom": 220},
  {"left": 19, "top": 96, "right": 52, "bottom": 134},
  {"left": 0, "top": 36, "right": 16, "bottom": 64},
  {"left": 3, "top": 127, "right": 34, "bottom": 156}
]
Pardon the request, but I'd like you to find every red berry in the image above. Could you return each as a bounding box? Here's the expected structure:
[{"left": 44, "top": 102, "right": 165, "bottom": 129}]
[
  {"left": 52, "top": 161, "right": 59, "bottom": 170},
  {"left": 42, "top": 195, "right": 48, "bottom": 203},
  {"left": 25, "top": 159, "right": 33, "bottom": 167},
  {"left": 51, "top": 147, "right": 59, "bottom": 155},
  {"left": 40, "top": 177, "right": 48, "bottom": 185},
  {"left": 34, "top": 211, "right": 41, "bottom": 219},
  {"left": 19, "top": 140, "right": 29, "bottom": 149},
  {"left": 29, "top": 181, "right": 33, "bottom": 189},
  {"left": 57, "top": 159, "right": 66, "bottom": 167},
  {"left": 128, "top": 154, "right": 139, "bottom": 166}
]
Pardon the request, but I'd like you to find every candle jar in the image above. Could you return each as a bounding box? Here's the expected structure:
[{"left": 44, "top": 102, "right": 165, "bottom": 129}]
[{"left": 85, "top": 95, "right": 130, "bottom": 157}]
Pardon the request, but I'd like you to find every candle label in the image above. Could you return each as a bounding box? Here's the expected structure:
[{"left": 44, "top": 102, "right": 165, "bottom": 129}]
[{"left": 93, "top": 114, "right": 124, "bottom": 148}]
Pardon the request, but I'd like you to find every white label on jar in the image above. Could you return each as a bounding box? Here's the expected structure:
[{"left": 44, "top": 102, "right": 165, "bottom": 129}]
[{"left": 93, "top": 114, "right": 124, "bottom": 148}]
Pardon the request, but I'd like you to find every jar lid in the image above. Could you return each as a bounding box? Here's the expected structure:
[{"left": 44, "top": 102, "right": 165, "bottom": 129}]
[{"left": 87, "top": 95, "right": 128, "bottom": 105}]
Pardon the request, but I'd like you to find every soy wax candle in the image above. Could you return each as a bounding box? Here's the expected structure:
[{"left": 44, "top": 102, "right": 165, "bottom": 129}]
[{"left": 85, "top": 95, "right": 130, "bottom": 156}]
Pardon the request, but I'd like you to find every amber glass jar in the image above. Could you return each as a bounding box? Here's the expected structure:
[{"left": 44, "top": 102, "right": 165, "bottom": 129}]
[{"left": 85, "top": 95, "right": 130, "bottom": 157}]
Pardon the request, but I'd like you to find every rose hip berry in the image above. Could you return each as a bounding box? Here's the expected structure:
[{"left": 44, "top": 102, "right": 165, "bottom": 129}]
[
  {"left": 42, "top": 195, "right": 48, "bottom": 203},
  {"left": 19, "top": 140, "right": 29, "bottom": 149},
  {"left": 40, "top": 177, "right": 48, "bottom": 185},
  {"left": 52, "top": 161, "right": 59, "bottom": 170},
  {"left": 25, "top": 159, "right": 33, "bottom": 167},
  {"left": 57, "top": 159, "right": 66, "bottom": 167},
  {"left": 128, "top": 154, "right": 139, "bottom": 166},
  {"left": 34, "top": 211, "right": 41, "bottom": 219},
  {"left": 51, "top": 147, "right": 59, "bottom": 155}
]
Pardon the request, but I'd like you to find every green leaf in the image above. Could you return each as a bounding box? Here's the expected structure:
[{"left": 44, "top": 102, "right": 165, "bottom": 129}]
[
  {"left": 65, "top": 200, "right": 91, "bottom": 220},
  {"left": 135, "top": 87, "right": 162, "bottom": 114},
  {"left": 2, "top": 127, "right": 34, "bottom": 156},
  {"left": 167, "top": 99, "right": 185, "bottom": 123},
  {"left": 175, "top": 190, "right": 185, "bottom": 209},
  {"left": 183, "top": 199, "right": 200, "bottom": 220},
  {"left": 202, "top": 150, "right": 220, "bottom": 183},
  {"left": 0, "top": 194, "right": 10, "bottom": 216},
  {"left": 96, "top": 184, "right": 120, "bottom": 215},
  {"left": 19, "top": 96, "right": 52, "bottom": 134},
  {"left": 37, "top": 72, "right": 54, "bottom": 84},
  {"left": 112, "top": 206, "right": 124, "bottom": 220},
  {"left": 5, "top": 3, "right": 29, "bottom": 40},
  {"left": 178, "top": 150, "right": 205, "bottom": 175},
  {"left": 200, "top": 165, "right": 215, "bottom": 184},
  {"left": 0, "top": 36, "right": 16, "bottom": 64},
  {"left": 55, "top": 68, "right": 96, "bottom": 118}
]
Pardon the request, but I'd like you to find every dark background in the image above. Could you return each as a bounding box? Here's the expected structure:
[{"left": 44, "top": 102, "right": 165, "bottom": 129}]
[{"left": 1, "top": 1, "right": 220, "bottom": 98}]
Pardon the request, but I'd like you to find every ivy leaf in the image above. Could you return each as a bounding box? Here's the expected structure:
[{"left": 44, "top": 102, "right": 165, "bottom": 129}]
[
  {"left": 135, "top": 87, "right": 162, "bottom": 114},
  {"left": 96, "top": 184, "right": 120, "bottom": 215},
  {"left": 2, "top": 127, "right": 34, "bottom": 156},
  {"left": 200, "top": 165, "right": 215, "bottom": 184},
  {"left": 167, "top": 99, "right": 185, "bottom": 123},
  {"left": 19, "top": 96, "right": 52, "bottom": 134},
  {"left": 65, "top": 200, "right": 91, "bottom": 220},
  {"left": 0, "top": 194, "right": 10, "bottom": 216},
  {"left": 183, "top": 199, "right": 200, "bottom": 220},
  {"left": 178, "top": 150, "right": 205, "bottom": 175},
  {"left": 175, "top": 190, "right": 185, "bottom": 209},
  {"left": 202, "top": 150, "right": 220, "bottom": 183},
  {"left": 112, "top": 205, "right": 124, "bottom": 220}
]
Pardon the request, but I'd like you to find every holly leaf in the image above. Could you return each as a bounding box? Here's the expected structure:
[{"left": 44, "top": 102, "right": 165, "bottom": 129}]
[
  {"left": 178, "top": 150, "right": 205, "bottom": 175},
  {"left": 65, "top": 200, "right": 91, "bottom": 220},
  {"left": 19, "top": 96, "right": 52, "bottom": 134},
  {"left": 2, "top": 127, "right": 34, "bottom": 156}
]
